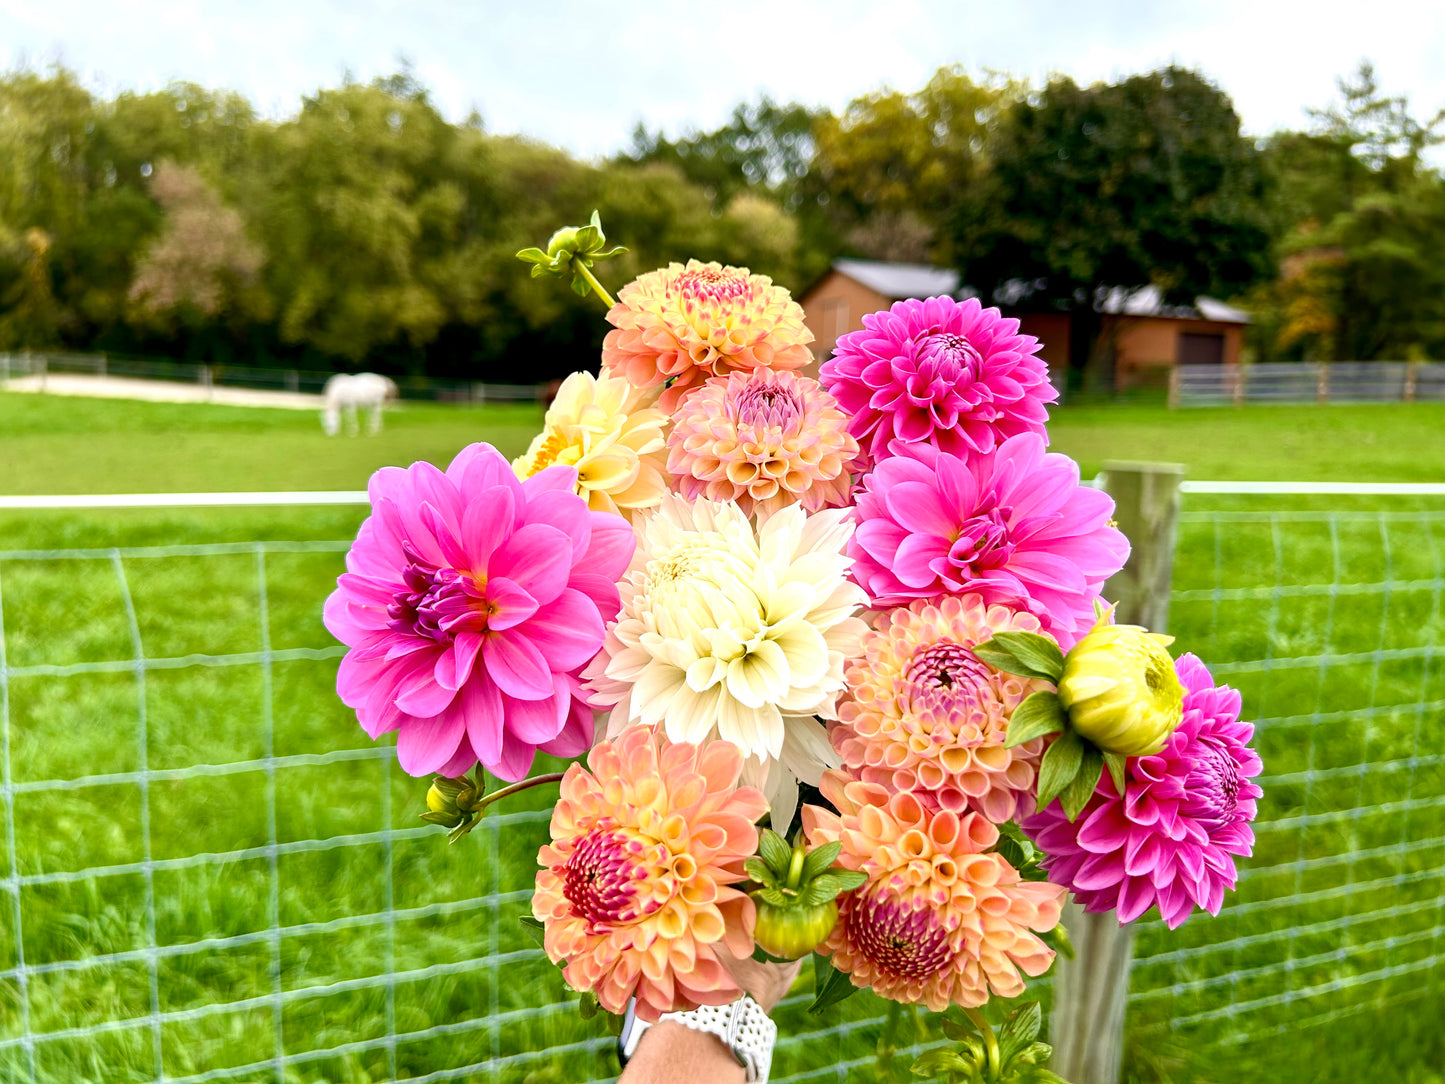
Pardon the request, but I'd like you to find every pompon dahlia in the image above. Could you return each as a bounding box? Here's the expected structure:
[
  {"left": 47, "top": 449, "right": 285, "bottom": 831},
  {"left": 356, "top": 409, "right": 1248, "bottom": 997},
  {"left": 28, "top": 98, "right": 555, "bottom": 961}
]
[
  {"left": 803, "top": 774, "right": 1065, "bottom": 1010},
  {"left": 820, "top": 295, "right": 1056, "bottom": 468},
  {"left": 1023, "top": 654, "right": 1263, "bottom": 929},
  {"left": 848, "top": 434, "right": 1129, "bottom": 649},
  {"left": 666, "top": 369, "right": 858, "bottom": 517},
  {"left": 601, "top": 260, "right": 814, "bottom": 412},
  {"left": 533, "top": 727, "right": 767, "bottom": 1021},
  {"left": 323, "top": 443, "right": 635, "bottom": 781},
  {"left": 513, "top": 370, "right": 669, "bottom": 520},
  {"left": 831, "top": 595, "right": 1050, "bottom": 823},
  {"left": 584, "top": 494, "right": 868, "bottom": 828}
]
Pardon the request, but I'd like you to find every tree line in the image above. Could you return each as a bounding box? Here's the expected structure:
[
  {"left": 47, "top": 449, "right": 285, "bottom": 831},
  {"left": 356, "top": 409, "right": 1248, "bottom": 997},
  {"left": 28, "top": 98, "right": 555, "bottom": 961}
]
[{"left": 1, "top": 62, "right": 1441, "bottom": 384}]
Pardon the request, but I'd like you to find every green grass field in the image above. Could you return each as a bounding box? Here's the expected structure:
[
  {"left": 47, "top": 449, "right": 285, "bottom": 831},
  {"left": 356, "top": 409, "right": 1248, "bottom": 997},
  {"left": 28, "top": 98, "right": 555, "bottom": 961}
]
[{"left": 1, "top": 391, "right": 1443, "bottom": 1083}]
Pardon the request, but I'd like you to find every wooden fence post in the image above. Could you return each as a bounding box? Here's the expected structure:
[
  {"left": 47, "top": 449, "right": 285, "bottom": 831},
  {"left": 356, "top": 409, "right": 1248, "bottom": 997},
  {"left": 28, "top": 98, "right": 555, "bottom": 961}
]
[{"left": 1048, "top": 461, "right": 1185, "bottom": 1084}]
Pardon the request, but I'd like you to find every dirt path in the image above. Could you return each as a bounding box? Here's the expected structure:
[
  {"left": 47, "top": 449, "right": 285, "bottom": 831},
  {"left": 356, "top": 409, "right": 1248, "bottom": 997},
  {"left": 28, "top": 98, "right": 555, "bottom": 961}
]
[{"left": 1, "top": 372, "right": 323, "bottom": 410}]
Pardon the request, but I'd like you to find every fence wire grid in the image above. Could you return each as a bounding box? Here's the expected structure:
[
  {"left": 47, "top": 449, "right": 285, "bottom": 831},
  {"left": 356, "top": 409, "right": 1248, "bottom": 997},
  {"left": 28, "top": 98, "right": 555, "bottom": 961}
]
[{"left": 1, "top": 497, "right": 1443, "bottom": 1082}]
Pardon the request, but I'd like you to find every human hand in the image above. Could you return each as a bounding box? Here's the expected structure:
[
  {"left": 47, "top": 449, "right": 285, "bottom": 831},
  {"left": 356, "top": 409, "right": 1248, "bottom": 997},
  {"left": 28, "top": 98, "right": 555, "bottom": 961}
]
[{"left": 712, "top": 941, "right": 804, "bottom": 1014}]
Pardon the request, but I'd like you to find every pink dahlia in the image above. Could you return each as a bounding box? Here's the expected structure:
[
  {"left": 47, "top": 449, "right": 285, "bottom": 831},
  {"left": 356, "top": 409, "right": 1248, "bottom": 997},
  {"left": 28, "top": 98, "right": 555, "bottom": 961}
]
[
  {"left": 666, "top": 369, "right": 858, "bottom": 517},
  {"left": 601, "top": 260, "right": 814, "bottom": 412},
  {"left": 533, "top": 727, "right": 766, "bottom": 1021},
  {"left": 831, "top": 595, "right": 1051, "bottom": 823},
  {"left": 323, "top": 443, "right": 635, "bottom": 781},
  {"left": 848, "top": 435, "right": 1129, "bottom": 648},
  {"left": 803, "top": 774, "right": 1065, "bottom": 1010},
  {"left": 1023, "top": 654, "right": 1263, "bottom": 929},
  {"left": 819, "top": 295, "right": 1056, "bottom": 468}
]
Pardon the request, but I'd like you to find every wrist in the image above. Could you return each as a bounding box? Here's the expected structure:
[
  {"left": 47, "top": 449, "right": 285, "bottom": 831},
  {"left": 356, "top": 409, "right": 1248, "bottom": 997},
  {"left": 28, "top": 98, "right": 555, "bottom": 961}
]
[{"left": 618, "top": 996, "right": 777, "bottom": 1083}]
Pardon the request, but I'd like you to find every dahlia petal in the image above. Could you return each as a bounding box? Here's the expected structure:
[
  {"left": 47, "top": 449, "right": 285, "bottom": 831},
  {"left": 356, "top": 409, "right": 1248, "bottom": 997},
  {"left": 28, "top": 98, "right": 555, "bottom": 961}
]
[
  {"left": 520, "top": 589, "right": 606, "bottom": 671},
  {"left": 1116, "top": 875, "right": 1156, "bottom": 923},
  {"left": 503, "top": 681, "right": 569, "bottom": 744},
  {"left": 480, "top": 577, "right": 539, "bottom": 632},
  {"left": 482, "top": 632, "right": 554, "bottom": 700},
  {"left": 489, "top": 523, "right": 574, "bottom": 607},
  {"left": 391, "top": 649, "right": 457, "bottom": 717},
  {"left": 394, "top": 710, "right": 467, "bottom": 777},
  {"left": 460, "top": 672, "right": 505, "bottom": 765}
]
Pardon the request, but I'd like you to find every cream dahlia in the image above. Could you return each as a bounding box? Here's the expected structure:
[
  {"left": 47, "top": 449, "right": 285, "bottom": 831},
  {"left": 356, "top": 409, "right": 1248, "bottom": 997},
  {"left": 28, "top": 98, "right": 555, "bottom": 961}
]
[
  {"left": 666, "top": 369, "right": 858, "bottom": 517},
  {"left": 584, "top": 494, "right": 868, "bottom": 827},
  {"left": 601, "top": 260, "right": 814, "bottom": 412},
  {"left": 513, "top": 370, "right": 669, "bottom": 520},
  {"left": 831, "top": 595, "right": 1051, "bottom": 824},
  {"left": 803, "top": 774, "right": 1064, "bottom": 1010},
  {"left": 533, "top": 727, "right": 766, "bottom": 1020}
]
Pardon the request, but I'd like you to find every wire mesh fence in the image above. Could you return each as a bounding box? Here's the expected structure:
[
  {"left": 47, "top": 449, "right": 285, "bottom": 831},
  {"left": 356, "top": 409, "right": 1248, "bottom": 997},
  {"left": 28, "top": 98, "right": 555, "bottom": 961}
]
[{"left": 1, "top": 491, "right": 1442, "bottom": 1082}]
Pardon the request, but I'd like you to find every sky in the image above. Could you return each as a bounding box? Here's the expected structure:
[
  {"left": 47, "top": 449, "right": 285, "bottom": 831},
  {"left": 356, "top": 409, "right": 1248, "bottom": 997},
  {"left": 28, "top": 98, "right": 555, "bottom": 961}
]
[{"left": 3, "top": 0, "right": 1444, "bottom": 158}]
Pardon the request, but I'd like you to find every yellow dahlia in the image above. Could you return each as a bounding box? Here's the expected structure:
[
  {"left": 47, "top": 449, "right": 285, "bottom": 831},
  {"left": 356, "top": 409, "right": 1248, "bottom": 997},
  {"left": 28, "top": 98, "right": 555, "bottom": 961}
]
[
  {"left": 1058, "top": 617, "right": 1184, "bottom": 756},
  {"left": 666, "top": 369, "right": 859, "bottom": 518},
  {"left": 831, "top": 595, "right": 1051, "bottom": 824},
  {"left": 533, "top": 726, "right": 767, "bottom": 1021},
  {"left": 513, "top": 370, "right": 669, "bottom": 519},
  {"left": 803, "top": 773, "right": 1064, "bottom": 1011},
  {"left": 601, "top": 260, "right": 814, "bottom": 412},
  {"left": 584, "top": 494, "right": 869, "bottom": 828}
]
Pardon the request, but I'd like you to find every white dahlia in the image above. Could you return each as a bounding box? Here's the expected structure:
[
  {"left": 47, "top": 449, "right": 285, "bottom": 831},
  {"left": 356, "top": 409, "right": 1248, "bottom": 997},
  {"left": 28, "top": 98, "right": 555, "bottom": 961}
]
[{"left": 584, "top": 494, "right": 869, "bottom": 827}]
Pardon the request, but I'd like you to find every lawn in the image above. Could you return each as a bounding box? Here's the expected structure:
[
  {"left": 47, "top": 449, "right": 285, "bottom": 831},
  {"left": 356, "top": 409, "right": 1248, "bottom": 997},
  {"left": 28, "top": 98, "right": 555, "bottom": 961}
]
[{"left": 1, "top": 392, "right": 1442, "bottom": 1083}]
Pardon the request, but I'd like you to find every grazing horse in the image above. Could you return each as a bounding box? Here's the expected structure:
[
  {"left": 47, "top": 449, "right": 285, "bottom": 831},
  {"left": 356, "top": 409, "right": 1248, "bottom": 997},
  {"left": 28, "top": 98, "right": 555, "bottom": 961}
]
[{"left": 321, "top": 373, "right": 399, "bottom": 435}]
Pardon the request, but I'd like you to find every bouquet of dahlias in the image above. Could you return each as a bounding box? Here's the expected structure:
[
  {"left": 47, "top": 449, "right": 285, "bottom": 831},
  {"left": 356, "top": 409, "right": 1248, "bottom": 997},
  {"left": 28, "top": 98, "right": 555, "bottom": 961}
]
[{"left": 324, "top": 214, "right": 1262, "bottom": 1082}]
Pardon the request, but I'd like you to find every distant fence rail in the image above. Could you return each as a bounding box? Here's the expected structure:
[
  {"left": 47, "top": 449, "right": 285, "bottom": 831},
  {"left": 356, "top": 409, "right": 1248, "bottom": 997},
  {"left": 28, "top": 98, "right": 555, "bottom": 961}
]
[
  {"left": 1171, "top": 361, "right": 1445, "bottom": 408},
  {"left": 0, "top": 351, "right": 543, "bottom": 404}
]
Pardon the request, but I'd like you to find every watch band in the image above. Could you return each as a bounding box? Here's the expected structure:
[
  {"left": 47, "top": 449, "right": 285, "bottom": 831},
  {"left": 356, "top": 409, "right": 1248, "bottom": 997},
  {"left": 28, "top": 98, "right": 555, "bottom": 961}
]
[{"left": 618, "top": 995, "right": 777, "bottom": 1082}]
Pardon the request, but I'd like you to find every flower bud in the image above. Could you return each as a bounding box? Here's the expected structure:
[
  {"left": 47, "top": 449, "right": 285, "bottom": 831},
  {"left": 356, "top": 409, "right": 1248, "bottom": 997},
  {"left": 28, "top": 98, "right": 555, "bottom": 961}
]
[
  {"left": 1058, "top": 622, "right": 1183, "bottom": 756},
  {"left": 419, "top": 775, "right": 481, "bottom": 831},
  {"left": 545, "top": 226, "right": 580, "bottom": 260}
]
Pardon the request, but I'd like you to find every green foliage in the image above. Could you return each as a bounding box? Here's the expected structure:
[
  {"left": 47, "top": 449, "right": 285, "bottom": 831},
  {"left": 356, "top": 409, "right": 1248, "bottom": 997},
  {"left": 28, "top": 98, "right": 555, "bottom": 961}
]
[{"left": 913, "top": 1002, "right": 1067, "bottom": 1083}]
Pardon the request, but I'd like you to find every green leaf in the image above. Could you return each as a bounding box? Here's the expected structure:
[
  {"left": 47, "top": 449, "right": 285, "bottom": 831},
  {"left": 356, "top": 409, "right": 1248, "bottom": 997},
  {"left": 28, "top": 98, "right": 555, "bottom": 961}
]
[
  {"left": 800, "top": 840, "right": 843, "bottom": 882},
  {"left": 743, "top": 857, "right": 774, "bottom": 886},
  {"left": 808, "top": 952, "right": 861, "bottom": 1014},
  {"left": 758, "top": 828, "right": 792, "bottom": 875},
  {"left": 973, "top": 631, "right": 1065, "bottom": 682},
  {"left": 940, "top": 1011, "right": 981, "bottom": 1043},
  {"left": 514, "top": 247, "right": 549, "bottom": 265},
  {"left": 569, "top": 275, "right": 590, "bottom": 298},
  {"left": 574, "top": 224, "right": 601, "bottom": 251},
  {"left": 577, "top": 990, "right": 601, "bottom": 1019},
  {"left": 996, "top": 1001, "right": 1043, "bottom": 1066},
  {"left": 834, "top": 869, "right": 867, "bottom": 892},
  {"left": 1004, "top": 692, "right": 1067, "bottom": 748},
  {"left": 910, "top": 1049, "right": 975, "bottom": 1078},
  {"left": 1103, "top": 751, "right": 1128, "bottom": 795},
  {"left": 1035, "top": 729, "right": 1083, "bottom": 811},
  {"left": 1040, "top": 921, "right": 1074, "bottom": 960},
  {"left": 1061, "top": 747, "right": 1104, "bottom": 821},
  {"left": 518, "top": 915, "right": 546, "bottom": 950},
  {"left": 752, "top": 943, "right": 793, "bottom": 964},
  {"left": 755, "top": 886, "right": 790, "bottom": 907},
  {"left": 800, "top": 874, "right": 841, "bottom": 906}
]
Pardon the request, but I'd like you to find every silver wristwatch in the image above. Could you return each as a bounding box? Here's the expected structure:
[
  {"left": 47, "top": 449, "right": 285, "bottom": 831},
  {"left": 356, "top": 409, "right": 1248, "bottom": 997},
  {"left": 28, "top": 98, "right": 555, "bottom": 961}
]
[{"left": 617, "top": 995, "right": 777, "bottom": 1082}]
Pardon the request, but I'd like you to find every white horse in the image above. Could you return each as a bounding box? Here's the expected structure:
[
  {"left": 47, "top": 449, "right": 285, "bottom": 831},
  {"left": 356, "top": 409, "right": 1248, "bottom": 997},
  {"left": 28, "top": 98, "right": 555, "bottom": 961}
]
[{"left": 321, "top": 373, "right": 399, "bottom": 435}]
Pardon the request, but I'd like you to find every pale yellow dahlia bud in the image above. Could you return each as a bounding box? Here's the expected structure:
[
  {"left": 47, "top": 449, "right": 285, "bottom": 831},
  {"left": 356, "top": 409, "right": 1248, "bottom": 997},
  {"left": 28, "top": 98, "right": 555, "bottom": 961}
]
[{"left": 1057, "top": 622, "right": 1183, "bottom": 756}]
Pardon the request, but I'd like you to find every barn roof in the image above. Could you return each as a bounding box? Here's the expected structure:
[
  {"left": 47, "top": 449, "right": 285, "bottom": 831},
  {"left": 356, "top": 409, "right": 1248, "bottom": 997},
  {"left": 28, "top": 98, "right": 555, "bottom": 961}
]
[{"left": 831, "top": 259, "right": 962, "bottom": 300}]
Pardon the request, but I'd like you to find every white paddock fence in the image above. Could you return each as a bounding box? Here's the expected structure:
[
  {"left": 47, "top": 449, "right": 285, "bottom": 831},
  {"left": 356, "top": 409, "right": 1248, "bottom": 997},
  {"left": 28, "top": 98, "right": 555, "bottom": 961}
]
[{"left": 1170, "top": 361, "right": 1445, "bottom": 407}]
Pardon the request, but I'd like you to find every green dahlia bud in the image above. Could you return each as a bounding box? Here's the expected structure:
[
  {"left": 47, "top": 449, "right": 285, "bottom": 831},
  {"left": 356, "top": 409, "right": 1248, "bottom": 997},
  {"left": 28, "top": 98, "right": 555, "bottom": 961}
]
[
  {"left": 1058, "top": 622, "right": 1184, "bottom": 756},
  {"left": 544, "top": 226, "right": 581, "bottom": 260},
  {"left": 419, "top": 775, "right": 480, "bottom": 831}
]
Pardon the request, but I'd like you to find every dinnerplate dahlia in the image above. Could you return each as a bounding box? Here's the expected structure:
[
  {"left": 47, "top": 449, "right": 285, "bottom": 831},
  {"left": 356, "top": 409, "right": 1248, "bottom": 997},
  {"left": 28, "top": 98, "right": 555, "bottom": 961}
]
[
  {"left": 830, "top": 595, "right": 1050, "bottom": 823},
  {"left": 847, "top": 434, "right": 1129, "bottom": 648},
  {"left": 533, "top": 727, "right": 766, "bottom": 1020},
  {"left": 804, "top": 774, "right": 1065, "bottom": 1010},
  {"left": 1024, "top": 654, "right": 1262, "bottom": 928},
  {"left": 324, "top": 443, "right": 634, "bottom": 780}
]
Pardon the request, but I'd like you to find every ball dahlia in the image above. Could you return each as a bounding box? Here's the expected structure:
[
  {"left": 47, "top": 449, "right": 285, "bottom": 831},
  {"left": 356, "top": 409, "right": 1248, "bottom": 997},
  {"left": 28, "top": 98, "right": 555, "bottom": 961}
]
[
  {"left": 601, "top": 260, "right": 814, "bottom": 412},
  {"left": 584, "top": 494, "right": 868, "bottom": 828},
  {"left": 803, "top": 774, "right": 1065, "bottom": 1011},
  {"left": 848, "top": 434, "right": 1129, "bottom": 649},
  {"left": 666, "top": 369, "right": 858, "bottom": 518},
  {"left": 1023, "top": 654, "right": 1263, "bottom": 929},
  {"left": 830, "top": 595, "right": 1051, "bottom": 824},
  {"left": 820, "top": 295, "right": 1056, "bottom": 468},
  {"left": 323, "top": 443, "right": 635, "bottom": 781},
  {"left": 533, "top": 727, "right": 767, "bottom": 1021},
  {"left": 513, "top": 370, "right": 669, "bottom": 520}
]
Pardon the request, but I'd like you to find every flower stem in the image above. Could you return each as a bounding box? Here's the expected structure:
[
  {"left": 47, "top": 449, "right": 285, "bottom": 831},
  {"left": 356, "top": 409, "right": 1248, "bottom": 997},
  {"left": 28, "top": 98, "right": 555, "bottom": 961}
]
[
  {"left": 963, "top": 1007, "right": 1001, "bottom": 1080},
  {"left": 574, "top": 262, "right": 617, "bottom": 310},
  {"left": 473, "top": 771, "right": 565, "bottom": 814}
]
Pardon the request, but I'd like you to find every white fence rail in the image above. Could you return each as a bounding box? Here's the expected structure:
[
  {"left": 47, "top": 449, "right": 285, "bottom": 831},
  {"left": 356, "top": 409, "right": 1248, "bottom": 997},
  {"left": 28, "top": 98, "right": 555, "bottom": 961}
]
[{"left": 1171, "top": 361, "right": 1445, "bottom": 407}]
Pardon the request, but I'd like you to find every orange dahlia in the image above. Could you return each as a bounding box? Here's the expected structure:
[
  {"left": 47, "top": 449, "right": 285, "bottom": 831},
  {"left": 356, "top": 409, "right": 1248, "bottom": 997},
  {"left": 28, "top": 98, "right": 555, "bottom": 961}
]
[
  {"left": 601, "top": 260, "right": 814, "bottom": 412},
  {"left": 803, "top": 774, "right": 1064, "bottom": 1011},
  {"left": 532, "top": 727, "right": 767, "bottom": 1021},
  {"left": 831, "top": 595, "right": 1050, "bottom": 823},
  {"left": 666, "top": 369, "right": 859, "bottom": 517}
]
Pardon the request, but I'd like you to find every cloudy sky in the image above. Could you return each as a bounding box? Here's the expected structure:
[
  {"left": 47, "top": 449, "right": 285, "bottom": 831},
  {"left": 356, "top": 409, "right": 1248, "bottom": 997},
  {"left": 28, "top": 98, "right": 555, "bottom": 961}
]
[{"left": 3, "top": 0, "right": 1443, "bottom": 156}]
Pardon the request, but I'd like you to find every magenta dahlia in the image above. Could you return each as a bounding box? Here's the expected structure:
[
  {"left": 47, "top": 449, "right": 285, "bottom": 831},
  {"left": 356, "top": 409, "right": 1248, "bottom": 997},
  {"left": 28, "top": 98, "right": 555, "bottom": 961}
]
[
  {"left": 324, "top": 443, "right": 635, "bottom": 781},
  {"left": 820, "top": 295, "right": 1056, "bottom": 468},
  {"left": 1023, "top": 654, "right": 1263, "bottom": 929},
  {"left": 847, "top": 435, "right": 1129, "bottom": 648}
]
